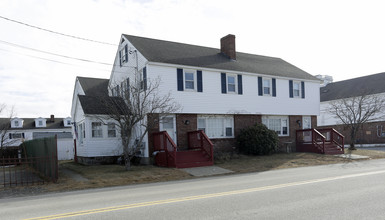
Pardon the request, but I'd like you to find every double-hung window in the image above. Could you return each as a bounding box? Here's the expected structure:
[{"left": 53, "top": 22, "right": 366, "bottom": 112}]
[
  {"left": 92, "top": 122, "right": 103, "bottom": 138},
  {"left": 108, "top": 123, "right": 116, "bottom": 138},
  {"left": 263, "top": 78, "right": 271, "bottom": 95},
  {"left": 293, "top": 82, "right": 301, "bottom": 98},
  {"left": 120, "top": 45, "right": 128, "bottom": 65},
  {"left": 227, "top": 75, "right": 236, "bottom": 93},
  {"left": 185, "top": 71, "right": 195, "bottom": 90},
  {"left": 262, "top": 116, "right": 289, "bottom": 136},
  {"left": 197, "top": 115, "right": 234, "bottom": 138}
]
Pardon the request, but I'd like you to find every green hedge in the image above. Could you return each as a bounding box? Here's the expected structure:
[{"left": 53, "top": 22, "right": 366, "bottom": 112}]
[{"left": 237, "top": 124, "right": 279, "bottom": 155}]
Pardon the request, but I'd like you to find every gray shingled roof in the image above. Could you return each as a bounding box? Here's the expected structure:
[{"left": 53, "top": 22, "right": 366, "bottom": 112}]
[
  {"left": 78, "top": 95, "right": 126, "bottom": 115},
  {"left": 320, "top": 72, "right": 385, "bottom": 102},
  {"left": 123, "top": 34, "right": 318, "bottom": 81},
  {"left": 0, "top": 118, "right": 70, "bottom": 130},
  {"left": 77, "top": 77, "right": 109, "bottom": 96},
  {"left": 76, "top": 77, "right": 123, "bottom": 115}
]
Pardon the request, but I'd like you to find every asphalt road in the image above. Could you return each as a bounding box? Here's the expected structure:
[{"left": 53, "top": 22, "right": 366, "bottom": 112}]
[{"left": 2, "top": 159, "right": 385, "bottom": 219}]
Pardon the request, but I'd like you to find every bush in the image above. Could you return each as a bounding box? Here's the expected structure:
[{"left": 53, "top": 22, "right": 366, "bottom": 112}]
[{"left": 237, "top": 123, "right": 279, "bottom": 155}]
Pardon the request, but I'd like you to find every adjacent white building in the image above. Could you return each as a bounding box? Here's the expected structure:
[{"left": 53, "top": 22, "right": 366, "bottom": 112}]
[{"left": 0, "top": 115, "right": 73, "bottom": 160}]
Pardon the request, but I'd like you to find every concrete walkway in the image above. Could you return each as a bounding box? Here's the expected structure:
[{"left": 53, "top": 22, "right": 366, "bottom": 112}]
[
  {"left": 335, "top": 154, "right": 369, "bottom": 159},
  {"left": 181, "top": 166, "right": 233, "bottom": 177},
  {"left": 61, "top": 168, "right": 89, "bottom": 182}
]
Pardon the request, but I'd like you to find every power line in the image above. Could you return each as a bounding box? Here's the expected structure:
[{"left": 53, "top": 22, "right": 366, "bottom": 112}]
[
  {"left": 0, "top": 15, "right": 117, "bottom": 46},
  {"left": 0, "top": 39, "right": 112, "bottom": 66},
  {"left": 0, "top": 47, "right": 135, "bottom": 74}
]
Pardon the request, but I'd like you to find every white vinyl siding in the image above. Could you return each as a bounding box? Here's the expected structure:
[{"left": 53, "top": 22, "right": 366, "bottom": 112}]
[{"left": 197, "top": 115, "right": 234, "bottom": 138}]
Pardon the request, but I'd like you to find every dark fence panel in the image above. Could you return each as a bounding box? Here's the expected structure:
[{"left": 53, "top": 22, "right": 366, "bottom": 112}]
[{"left": 20, "top": 136, "right": 58, "bottom": 182}]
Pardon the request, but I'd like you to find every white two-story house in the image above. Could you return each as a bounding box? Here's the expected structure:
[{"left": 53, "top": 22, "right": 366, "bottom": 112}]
[{"left": 71, "top": 34, "right": 321, "bottom": 164}]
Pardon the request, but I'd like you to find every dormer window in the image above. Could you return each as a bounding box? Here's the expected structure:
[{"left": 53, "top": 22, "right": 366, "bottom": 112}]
[
  {"left": 11, "top": 118, "right": 23, "bottom": 128},
  {"left": 35, "top": 117, "right": 47, "bottom": 128},
  {"left": 63, "top": 117, "right": 72, "bottom": 127}
]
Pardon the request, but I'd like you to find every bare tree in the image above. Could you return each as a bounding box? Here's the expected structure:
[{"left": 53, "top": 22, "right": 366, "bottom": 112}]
[
  {"left": 0, "top": 104, "right": 16, "bottom": 151},
  {"left": 328, "top": 93, "right": 385, "bottom": 150},
  {"left": 100, "top": 75, "right": 180, "bottom": 170}
]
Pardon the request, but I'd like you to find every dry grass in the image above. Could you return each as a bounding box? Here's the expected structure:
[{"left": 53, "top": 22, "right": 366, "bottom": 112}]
[
  {"left": 44, "top": 162, "right": 193, "bottom": 192},
  {"left": 20, "top": 148, "right": 385, "bottom": 194}
]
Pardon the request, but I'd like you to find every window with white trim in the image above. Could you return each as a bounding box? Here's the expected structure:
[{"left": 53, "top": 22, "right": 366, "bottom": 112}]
[
  {"left": 262, "top": 116, "right": 289, "bottom": 136},
  {"left": 78, "top": 123, "right": 84, "bottom": 144},
  {"left": 120, "top": 47, "right": 128, "bottom": 64},
  {"left": 108, "top": 123, "right": 116, "bottom": 138},
  {"left": 14, "top": 120, "right": 19, "bottom": 127},
  {"left": 197, "top": 115, "right": 234, "bottom": 138},
  {"left": 185, "top": 71, "right": 195, "bottom": 90},
  {"left": 293, "top": 82, "right": 301, "bottom": 98},
  {"left": 263, "top": 78, "right": 271, "bottom": 95},
  {"left": 91, "top": 122, "right": 103, "bottom": 138},
  {"left": 10, "top": 133, "right": 23, "bottom": 139},
  {"left": 227, "top": 75, "right": 236, "bottom": 93}
]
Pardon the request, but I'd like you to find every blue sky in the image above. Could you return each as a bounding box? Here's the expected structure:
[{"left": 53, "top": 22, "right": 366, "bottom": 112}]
[{"left": 0, "top": 0, "right": 384, "bottom": 117}]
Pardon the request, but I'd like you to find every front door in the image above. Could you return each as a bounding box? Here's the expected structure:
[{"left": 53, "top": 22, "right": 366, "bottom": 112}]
[
  {"left": 160, "top": 115, "right": 177, "bottom": 144},
  {"left": 303, "top": 116, "right": 312, "bottom": 142}
]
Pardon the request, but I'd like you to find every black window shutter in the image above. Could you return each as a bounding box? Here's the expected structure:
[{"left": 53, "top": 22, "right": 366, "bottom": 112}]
[
  {"left": 301, "top": 81, "right": 305, "bottom": 98},
  {"left": 177, "top": 68, "right": 184, "bottom": 91},
  {"left": 258, "top": 77, "right": 263, "bottom": 96},
  {"left": 22, "top": 133, "right": 25, "bottom": 139},
  {"left": 289, "top": 80, "right": 293, "bottom": 98},
  {"left": 143, "top": 67, "right": 147, "bottom": 90},
  {"left": 221, "top": 73, "right": 227, "bottom": 94},
  {"left": 197, "top": 70, "right": 203, "bottom": 92},
  {"left": 124, "top": 45, "right": 128, "bottom": 62},
  {"left": 237, "top": 74, "right": 243, "bottom": 95},
  {"left": 272, "top": 78, "right": 276, "bottom": 97},
  {"left": 9, "top": 133, "right": 12, "bottom": 139},
  {"left": 119, "top": 50, "right": 122, "bottom": 67}
]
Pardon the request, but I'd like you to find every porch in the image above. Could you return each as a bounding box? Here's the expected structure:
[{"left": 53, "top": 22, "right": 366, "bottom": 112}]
[
  {"left": 296, "top": 128, "right": 345, "bottom": 155},
  {"left": 153, "top": 130, "right": 214, "bottom": 168}
]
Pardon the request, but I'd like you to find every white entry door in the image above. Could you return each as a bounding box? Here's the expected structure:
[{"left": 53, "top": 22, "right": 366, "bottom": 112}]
[
  {"left": 303, "top": 116, "right": 312, "bottom": 142},
  {"left": 160, "top": 115, "right": 177, "bottom": 144}
]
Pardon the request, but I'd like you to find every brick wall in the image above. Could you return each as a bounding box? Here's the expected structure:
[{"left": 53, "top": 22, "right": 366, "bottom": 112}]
[
  {"left": 147, "top": 113, "right": 160, "bottom": 155},
  {"left": 234, "top": 114, "right": 261, "bottom": 137},
  {"left": 175, "top": 114, "right": 198, "bottom": 150}
]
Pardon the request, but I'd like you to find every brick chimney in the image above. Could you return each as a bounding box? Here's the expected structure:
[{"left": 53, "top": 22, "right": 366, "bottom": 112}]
[
  {"left": 50, "top": 115, "right": 55, "bottom": 122},
  {"left": 220, "top": 34, "right": 236, "bottom": 60}
]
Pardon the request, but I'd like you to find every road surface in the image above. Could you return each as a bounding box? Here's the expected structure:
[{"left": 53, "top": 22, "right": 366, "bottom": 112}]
[{"left": 1, "top": 159, "right": 385, "bottom": 219}]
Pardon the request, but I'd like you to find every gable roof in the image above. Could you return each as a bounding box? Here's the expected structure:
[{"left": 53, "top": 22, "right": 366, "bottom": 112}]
[
  {"left": 78, "top": 95, "right": 126, "bottom": 115},
  {"left": 123, "top": 34, "right": 318, "bottom": 81},
  {"left": 320, "top": 72, "right": 385, "bottom": 102},
  {"left": 77, "top": 77, "right": 109, "bottom": 96},
  {"left": 76, "top": 76, "right": 126, "bottom": 115}
]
